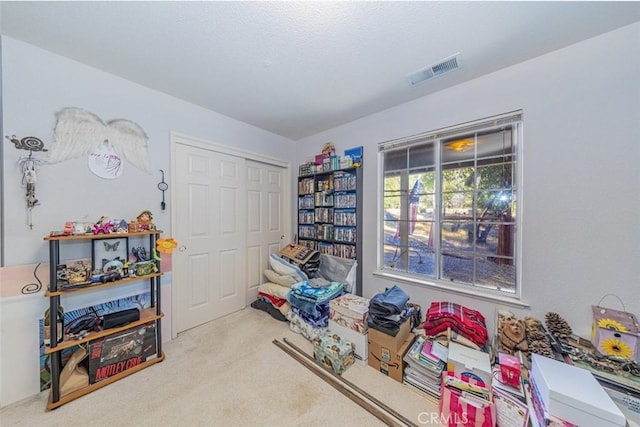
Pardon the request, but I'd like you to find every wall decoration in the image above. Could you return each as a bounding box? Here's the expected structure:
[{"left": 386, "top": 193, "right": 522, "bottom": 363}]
[
  {"left": 88, "top": 141, "right": 123, "bottom": 179},
  {"left": 5, "top": 134, "right": 48, "bottom": 152},
  {"left": 157, "top": 169, "right": 168, "bottom": 210},
  {"left": 6, "top": 135, "right": 48, "bottom": 229},
  {"left": 50, "top": 107, "right": 150, "bottom": 177}
]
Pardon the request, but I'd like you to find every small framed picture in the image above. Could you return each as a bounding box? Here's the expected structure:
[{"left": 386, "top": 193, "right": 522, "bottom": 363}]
[{"left": 92, "top": 237, "right": 128, "bottom": 273}]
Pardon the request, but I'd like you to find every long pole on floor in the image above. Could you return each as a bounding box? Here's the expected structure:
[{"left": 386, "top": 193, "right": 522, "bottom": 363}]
[
  {"left": 282, "top": 337, "right": 418, "bottom": 427},
  {"left": 273, "top": 339, "right": 417, "bottom": 427}
]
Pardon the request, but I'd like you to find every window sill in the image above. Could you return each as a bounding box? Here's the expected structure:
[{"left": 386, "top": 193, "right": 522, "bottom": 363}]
[{"left": 372, "top": 270, "right": 530, "bottom": 309}]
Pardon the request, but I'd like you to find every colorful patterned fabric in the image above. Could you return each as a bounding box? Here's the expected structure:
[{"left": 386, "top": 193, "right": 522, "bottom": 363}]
[
  {"left": 423, "top": 302, "right": 488, "bottom": 347},
  {"left": 290, "top": 280, "right": 343, "bottom": 304},
  {"left": 286, "top": 310, "right": 327, "bottom": 341}
]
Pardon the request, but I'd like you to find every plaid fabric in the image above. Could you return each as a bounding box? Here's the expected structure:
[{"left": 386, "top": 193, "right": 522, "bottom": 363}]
[{"left": 423, "top": 302, "right": 488, "bottom": 347}]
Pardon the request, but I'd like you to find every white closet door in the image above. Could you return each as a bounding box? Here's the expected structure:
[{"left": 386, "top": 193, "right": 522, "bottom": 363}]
[
  {"left": 246, "top": 160, "right": 286, "bottom": 305},
  {"left": 174, "top": 142, "right": 246, "bottom": 332}
]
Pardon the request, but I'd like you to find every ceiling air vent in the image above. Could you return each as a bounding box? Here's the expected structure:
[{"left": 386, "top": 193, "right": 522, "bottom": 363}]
[{"left": 407, "top": 53, "right": 462, "bottom": 86}]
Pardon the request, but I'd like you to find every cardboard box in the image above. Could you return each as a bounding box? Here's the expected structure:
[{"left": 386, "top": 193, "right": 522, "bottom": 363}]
[
  {"left": 368, "top": 317, "right": 411, "bottom": 351},
  {"left": 368, "top": 332, "right": 414, "bottom": 382},
  {"left": 530, "top": 353, "right": 626, "bottom": 427},
  {"left": 446, "top": 341, "right": 492, "bottom": 388},
  {"left": 329, "top": 319, "right": 368, "bottom": 363},
  {"left": 329, "top": 293, "right": 369, "bottom": 333},
  {"left": 312, "top": 330, "right": 355, "bottom": 375}
]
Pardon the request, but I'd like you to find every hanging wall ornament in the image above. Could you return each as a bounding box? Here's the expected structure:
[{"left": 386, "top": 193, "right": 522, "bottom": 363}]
[
  {"left": 7, "top": 135, "right": 47, "bottom": 229},
  {"left": 6, "top": 135, "right": 48, "bottom": 152},
  {"left": 157, "top": 169, "right": 168, "bottom": 210},
  {"left": 50, "top": 107, "right": 151, "bottom": 177}
]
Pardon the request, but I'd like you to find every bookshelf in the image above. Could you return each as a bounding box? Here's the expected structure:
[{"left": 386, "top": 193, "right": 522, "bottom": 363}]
[{"left": 297, "top": 167, "right": 362, "bottom": 295}]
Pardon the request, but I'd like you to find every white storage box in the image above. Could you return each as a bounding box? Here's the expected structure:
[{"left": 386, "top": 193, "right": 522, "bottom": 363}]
[
  {"left": 329, "top": 293, "right": 369, "bottom": 333},
  {"left": 446, "top": 341, "right": 492, "bottom": 388},
  {"left": 530, "top": 354, "right": 626, "bottom": 427},
  {"left": 329, "top": 319, "right": 368, "bottom": 364}
]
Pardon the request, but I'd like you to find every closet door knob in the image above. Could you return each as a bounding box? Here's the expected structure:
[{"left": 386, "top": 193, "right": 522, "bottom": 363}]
[{"left": 178, "top": 245, "right": 187, "bottom": 252}]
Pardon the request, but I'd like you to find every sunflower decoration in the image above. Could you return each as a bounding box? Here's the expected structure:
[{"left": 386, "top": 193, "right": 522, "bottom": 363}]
[
  {"left": 600, "top": 337, "right": 633, "bottom": 359},
  {"left": 597, "top": 318, "right": 628, "bottom": 333},
  {"left": 157, "top": 237, "right": 178, "bottom": 254}
]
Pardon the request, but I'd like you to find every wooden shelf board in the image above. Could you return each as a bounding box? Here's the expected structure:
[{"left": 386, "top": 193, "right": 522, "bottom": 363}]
[
  {"left": 46, "top": 353, "right": 165, "bottom": 411},
  {"left": 45, "top": 273, "right": 163, "bottom": 297},
  {"left": 44, "top": 308, "right": 163, "bottom": 354},
  {"left": 44, "top": 230, "right": 164, "bottom": 241}
]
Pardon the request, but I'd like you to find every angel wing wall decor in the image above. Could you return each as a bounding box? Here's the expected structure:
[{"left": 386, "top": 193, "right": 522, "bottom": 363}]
[{"left": 49, "top": 107, "right": 151, "bottom": 176}]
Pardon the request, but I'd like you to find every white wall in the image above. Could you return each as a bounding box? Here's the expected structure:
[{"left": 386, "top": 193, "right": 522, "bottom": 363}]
[
  {"left": 296, "top": 23, "right": 640, "bottom": 339},
  {"left": 0, "top": 36, "right": 296, "bottom": 407},
  {"left": 2, "top": 36, "right": 295, "bottom": 266}
]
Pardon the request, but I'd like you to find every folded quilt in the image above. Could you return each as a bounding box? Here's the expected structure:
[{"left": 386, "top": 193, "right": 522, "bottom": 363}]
[
  {"left": 290, "top": 280, "right": 343, "bottom": 304},
  {"left": 292, "top": 306, "right": 329, "bottom": 328},
  {"left": 286, "top": 310, "right": 327, "bottom": 341},
  {"left": 287, "top": 291, "right": 334, "bottom": 318},
  {"left": 423, "top": 301, "right": 488, "bottom": 347}
]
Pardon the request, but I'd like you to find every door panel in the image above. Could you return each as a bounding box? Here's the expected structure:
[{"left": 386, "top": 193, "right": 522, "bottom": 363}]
[
  {"left": 245, "top": 161, "right": 286, "bottom": 304},
  {"left": 174, "top": 143, "right": 246, "bottom": 333}
]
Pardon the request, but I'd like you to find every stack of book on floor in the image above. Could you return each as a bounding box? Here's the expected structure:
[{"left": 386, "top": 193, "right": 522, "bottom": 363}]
[{"left": 402, "top": 335, "right": 446, "bottom": 400}]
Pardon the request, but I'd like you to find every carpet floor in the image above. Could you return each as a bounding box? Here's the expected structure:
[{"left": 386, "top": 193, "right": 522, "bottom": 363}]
[{"left": 0, "top": 307, "right": 440, "bottom": 426}]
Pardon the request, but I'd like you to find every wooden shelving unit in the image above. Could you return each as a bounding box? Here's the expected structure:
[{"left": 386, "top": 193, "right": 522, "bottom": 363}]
[{"left": 43, "top": 230, "right": 164, "bottom": 410}]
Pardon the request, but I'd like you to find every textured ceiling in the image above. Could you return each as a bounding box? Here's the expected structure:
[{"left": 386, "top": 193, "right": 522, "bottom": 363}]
[{"left": 1, "top": 2, "right": 639, "bottom": 141}]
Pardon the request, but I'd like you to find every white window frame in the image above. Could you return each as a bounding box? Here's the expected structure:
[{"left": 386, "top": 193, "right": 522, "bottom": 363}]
[{"left": 375, "top": 111, "right": 526, "bottom": 306}]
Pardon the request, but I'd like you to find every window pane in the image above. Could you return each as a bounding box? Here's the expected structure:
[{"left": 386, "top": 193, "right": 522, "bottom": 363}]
[
  {"left": 476, "top": 128, "right": 513, "bottom": 160},
  {"left": 442, "top": 137, "right": 475, "bottom": 164},
  {"left": 442, "top": 167, "right": 474, "bottom": 193},
  {"left": 442, "top": 191, "right": 473, "bottom": 218},
  {"left": 476, "top": 256, "right": 516, "bottom": 292},
  {"left": 442, "top": 252, "right": 474, "bottom": 285},
  {"left": 383, "top": 243, "right": 406, "bottom": 271},
  {"left": 384, "top": 149, "right": 407, "bottom": 171},
  {"left": 409, "top": 143, "right": 435, "bottom": 169},
  {"left": 441, "top": 221, "right": 473, "bottom": 253},
  {"left": 477, "top": 163, "right": 512, "bottom": 191}
]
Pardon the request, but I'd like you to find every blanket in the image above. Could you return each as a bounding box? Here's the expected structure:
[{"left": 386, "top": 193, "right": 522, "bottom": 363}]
[{"left": 290, "top": 280, "right": 343, "bottom": 304}]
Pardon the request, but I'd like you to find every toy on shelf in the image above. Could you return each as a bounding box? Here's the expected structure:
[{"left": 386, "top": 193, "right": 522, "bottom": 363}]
[
  {"left": 92, "top": 216, "right": 114, "bottom": 235},
  {"left": 136, "top": 210, "right": 155, "bottom": 231}
]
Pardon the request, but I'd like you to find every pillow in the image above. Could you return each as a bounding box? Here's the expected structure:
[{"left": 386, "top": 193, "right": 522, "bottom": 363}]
[
  {"left": 269, "top": 254, "right": 307, "bottom": 282},
  {"left": 258, "top": 282, "right": 292, "bottom": 300},
  {"left": 263, "top": 269, "right": 298, "bottom": 287}
]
